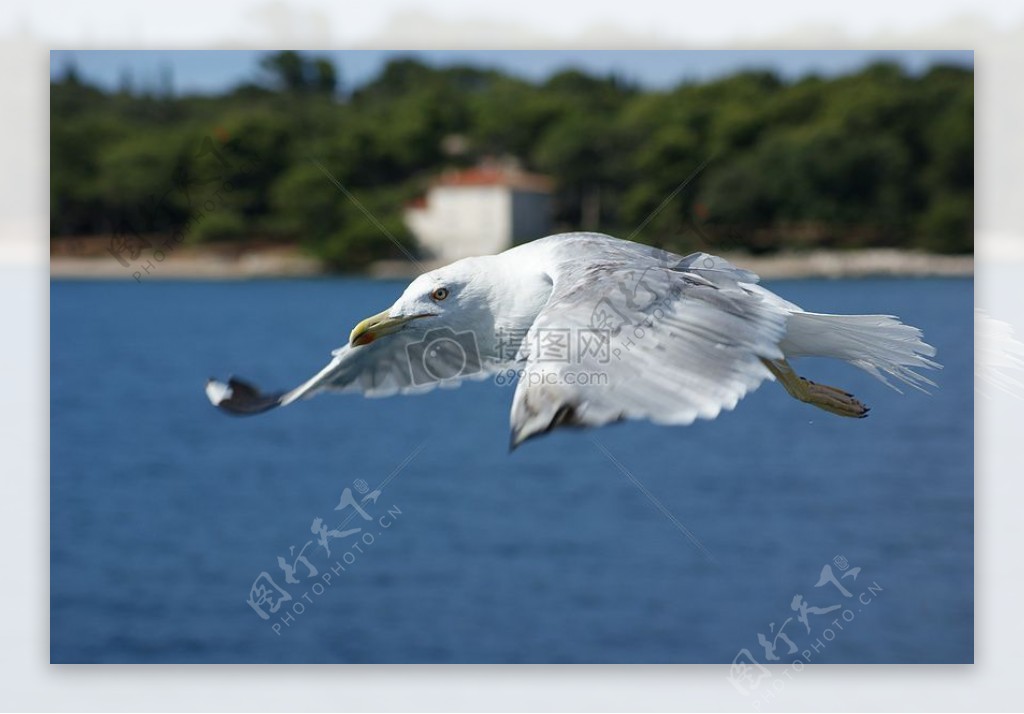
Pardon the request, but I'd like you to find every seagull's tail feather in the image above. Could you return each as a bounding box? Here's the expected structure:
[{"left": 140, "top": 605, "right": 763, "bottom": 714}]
[
  {"left": 780, "top": 312, "right": 941, "bottom": 393},
  {"left": 205, "top": 377, "right": 287, "bottom": 415}
]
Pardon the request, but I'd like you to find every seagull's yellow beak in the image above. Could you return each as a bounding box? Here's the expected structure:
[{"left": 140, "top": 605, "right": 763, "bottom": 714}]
[{"left": 349, "top": 310, "right": 423, "bottom": 347}]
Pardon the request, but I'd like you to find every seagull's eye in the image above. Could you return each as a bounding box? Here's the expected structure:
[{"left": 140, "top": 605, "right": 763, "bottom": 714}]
[{"left": 431, "top": 287, "right": 449, "bottom": 301}]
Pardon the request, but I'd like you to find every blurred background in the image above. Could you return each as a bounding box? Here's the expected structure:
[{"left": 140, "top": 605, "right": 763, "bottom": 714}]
[
  {"left": 50, "top": 50, "right": 973, "bottom": 666},
  {"left": 50, "top": 50, "right": 973, "bottom": 275}
]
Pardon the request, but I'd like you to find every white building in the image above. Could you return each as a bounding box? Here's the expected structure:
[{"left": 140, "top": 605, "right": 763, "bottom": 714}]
[{"left": 404, "top": 166, "right": 553, "bottom": 262}]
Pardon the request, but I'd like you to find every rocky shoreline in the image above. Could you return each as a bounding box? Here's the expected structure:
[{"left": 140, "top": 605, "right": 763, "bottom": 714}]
[{"left": 50, "top": 245, "right": 973, "bottom": 281}]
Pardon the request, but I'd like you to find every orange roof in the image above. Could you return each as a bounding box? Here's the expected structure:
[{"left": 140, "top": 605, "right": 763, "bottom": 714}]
[{"left": 435, "top": 167, "right": 553, "bottom": 193}]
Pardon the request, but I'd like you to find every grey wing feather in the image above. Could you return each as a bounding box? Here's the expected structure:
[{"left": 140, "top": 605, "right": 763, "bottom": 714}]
[
  {"left": 509, "top": 258, "right": 787, "bottom": 447},
  {"left": 672, "top": 251, "right": 762, "bottom": 285},
  {"left": 208, "top": 332, "right": 500, "bottom": 416}
]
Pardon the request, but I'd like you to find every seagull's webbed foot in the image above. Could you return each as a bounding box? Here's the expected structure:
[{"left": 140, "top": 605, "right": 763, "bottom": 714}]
[{"left": 762, "top": 358, "right": 870, "bottom": 419}]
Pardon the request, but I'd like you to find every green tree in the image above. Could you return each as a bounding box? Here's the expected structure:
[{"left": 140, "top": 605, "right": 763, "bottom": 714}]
[{"left": 50, "top": 55, "right": 974, "bottom": 265}]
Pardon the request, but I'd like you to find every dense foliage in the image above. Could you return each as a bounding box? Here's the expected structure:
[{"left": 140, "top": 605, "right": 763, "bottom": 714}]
[{"left": 51, "top": 52, "right": 973, "bottom": 270}]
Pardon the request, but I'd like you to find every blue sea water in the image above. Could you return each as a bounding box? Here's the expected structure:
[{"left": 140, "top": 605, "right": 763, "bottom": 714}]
[{"left": 50, "top": 276, "right": 973, "bottom": 663}]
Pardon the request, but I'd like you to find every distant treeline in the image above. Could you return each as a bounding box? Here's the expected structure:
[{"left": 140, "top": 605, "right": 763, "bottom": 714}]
[{"left": 51, "top": 52, "right": 973, "bottom": 269}]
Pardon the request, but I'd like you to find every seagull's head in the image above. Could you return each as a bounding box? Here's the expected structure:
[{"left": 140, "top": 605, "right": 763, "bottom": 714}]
[{"left": 348, "top": 257, "right": 500, "bottom": 347}]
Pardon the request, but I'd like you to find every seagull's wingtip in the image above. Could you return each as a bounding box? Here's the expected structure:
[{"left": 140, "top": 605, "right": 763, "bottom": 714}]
[
  {"left": 205, "top": 377, "right": 233, "bottom": 407},
  {"left": 205, "top": 376, "right": 286, "bottom": 416}
]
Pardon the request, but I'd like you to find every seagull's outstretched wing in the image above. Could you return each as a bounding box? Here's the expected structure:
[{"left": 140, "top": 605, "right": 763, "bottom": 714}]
[
  {"left": 206, "top": 329, "right": 500, "bottom": 416},
  {"left": 508, "top": 257, "right": 788, "bottom": 448}
]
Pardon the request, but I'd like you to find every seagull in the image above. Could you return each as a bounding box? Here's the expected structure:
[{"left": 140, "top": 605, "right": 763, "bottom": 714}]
[{"left": 206, "top": 232, "right": 939, "bottom": 449}]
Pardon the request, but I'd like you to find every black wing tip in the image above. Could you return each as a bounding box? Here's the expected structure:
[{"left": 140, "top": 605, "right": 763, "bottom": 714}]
[{"left": 205, "top": 376, "right": 285, "bottom": 416}]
